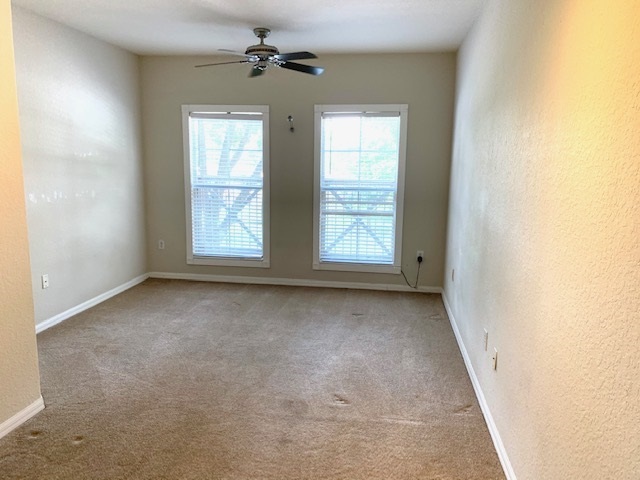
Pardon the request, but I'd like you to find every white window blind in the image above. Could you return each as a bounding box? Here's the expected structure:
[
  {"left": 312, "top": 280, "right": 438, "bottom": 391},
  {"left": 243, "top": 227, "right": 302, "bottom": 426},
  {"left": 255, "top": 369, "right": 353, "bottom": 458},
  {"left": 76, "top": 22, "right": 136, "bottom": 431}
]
[
  {"left": 314, "top": 105, "right": 407, "bottom": 271},
  {"left": 183, "top": 106, "right": 269, "bottom": 266}
]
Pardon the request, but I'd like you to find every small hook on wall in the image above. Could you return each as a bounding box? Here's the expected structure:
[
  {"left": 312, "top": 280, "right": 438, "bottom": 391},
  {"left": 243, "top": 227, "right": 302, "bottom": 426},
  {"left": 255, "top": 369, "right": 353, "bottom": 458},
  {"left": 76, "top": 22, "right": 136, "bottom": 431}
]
[{"left": 287, "top": 115, "right": 295, "bottom": 132}]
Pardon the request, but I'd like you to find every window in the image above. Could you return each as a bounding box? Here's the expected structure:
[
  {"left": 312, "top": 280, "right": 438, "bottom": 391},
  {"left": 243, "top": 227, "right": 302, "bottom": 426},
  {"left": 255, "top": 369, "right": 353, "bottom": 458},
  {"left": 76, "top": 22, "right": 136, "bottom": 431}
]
[
  {"left": 182, "top": 105, "right": 269, "bottom": 267},
  {"left": 313, "top": 104, "right": 408, "bottom": 273}
]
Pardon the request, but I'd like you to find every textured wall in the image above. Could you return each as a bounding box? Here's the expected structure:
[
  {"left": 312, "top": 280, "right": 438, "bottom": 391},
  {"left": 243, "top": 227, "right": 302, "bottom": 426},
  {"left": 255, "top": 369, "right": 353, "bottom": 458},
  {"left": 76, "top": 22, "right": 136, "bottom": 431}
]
[
  {"left": 141, "top": 53, "right": 455, "bottom": 288},
  {"left": 445, "top": 1, "right": 640, "bottom": 478},
  {"left": 0, "top": 0, "right": 41, "bottom": 424},
  {"left": 12, "top": 7, "right": 147, "bottom": 326}
]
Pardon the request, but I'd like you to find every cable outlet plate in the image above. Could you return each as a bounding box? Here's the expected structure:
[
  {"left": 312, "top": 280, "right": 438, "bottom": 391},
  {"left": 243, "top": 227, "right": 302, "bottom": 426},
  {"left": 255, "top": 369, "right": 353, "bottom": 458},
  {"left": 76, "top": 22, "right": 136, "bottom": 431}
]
[{"left": 41, "top": 274, "right": 49, "bottom": 289}]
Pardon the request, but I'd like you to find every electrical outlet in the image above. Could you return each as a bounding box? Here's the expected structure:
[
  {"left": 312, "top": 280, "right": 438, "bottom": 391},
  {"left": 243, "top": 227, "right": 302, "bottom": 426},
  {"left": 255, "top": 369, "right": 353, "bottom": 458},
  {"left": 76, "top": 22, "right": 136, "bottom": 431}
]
[
  {"left": 483, "top": 329, "right": 488, "bottom": 351},
  {"left": 41, "top": 274, "right": 49, "bottom": 289},
  {"left": 492, "top": 348, "right": 498, "bottom": 370},
  {"left": 416, "top": 250, "right": 424, "bottom": 261},
  {"left": 158, "top": 240, "right": 165, "bottom": 250}
]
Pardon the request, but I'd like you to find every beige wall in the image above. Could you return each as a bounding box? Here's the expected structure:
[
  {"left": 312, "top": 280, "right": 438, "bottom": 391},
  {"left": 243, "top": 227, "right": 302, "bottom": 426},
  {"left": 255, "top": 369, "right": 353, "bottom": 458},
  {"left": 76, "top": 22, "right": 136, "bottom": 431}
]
[
  {"left": 445, "top": 1, "right": 640, "bottom": 479},
  {"left": 0, "top": 0, "right": 41, "bottom": 426},
  {"left": 141, "top": 53, "right": 455, "bottom": 288},
  {"left": 12, "top": 7, "right": 147, "bottom": 326}
]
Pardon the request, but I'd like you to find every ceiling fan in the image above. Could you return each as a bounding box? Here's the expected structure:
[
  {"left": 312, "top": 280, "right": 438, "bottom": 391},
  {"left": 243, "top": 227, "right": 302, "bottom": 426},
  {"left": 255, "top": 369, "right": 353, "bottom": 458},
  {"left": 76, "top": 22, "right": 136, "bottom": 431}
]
[{"left": 196, "top": 27, "right": 324, "bottom": 77}]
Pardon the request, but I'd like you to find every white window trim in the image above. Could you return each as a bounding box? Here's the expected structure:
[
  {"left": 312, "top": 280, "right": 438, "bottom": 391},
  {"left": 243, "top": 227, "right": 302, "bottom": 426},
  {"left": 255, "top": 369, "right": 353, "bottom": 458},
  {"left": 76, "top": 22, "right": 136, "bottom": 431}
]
[
  {"left": 312, "top": 104, "right": 408, "bottom": 274},
  {"left": 182, "top": 104, "right": 270, "bottom": 268}
]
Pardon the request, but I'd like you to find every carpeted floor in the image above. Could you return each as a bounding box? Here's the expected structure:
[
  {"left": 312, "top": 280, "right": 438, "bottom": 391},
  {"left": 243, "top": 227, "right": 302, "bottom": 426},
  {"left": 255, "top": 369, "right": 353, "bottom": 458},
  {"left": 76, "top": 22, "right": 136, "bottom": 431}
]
[{"left": 0, "top": 279, "right": 505, "bottom": 479}]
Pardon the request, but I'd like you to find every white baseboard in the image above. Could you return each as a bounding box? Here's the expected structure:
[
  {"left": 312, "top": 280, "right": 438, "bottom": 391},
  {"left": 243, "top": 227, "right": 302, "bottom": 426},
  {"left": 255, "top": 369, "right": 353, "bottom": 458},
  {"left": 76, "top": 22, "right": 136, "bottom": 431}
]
[
  {"left": 35, "top": 274, "right": 149, "bottom": 334},
  {"left": 148, "top": 271, "right": 442, "bottom": 294},
  {"left": 0, "top": 397, "right": 45, "bottom": 441},
  {"left": 441, "top": 292, "right": 516, "bottom": 480}
]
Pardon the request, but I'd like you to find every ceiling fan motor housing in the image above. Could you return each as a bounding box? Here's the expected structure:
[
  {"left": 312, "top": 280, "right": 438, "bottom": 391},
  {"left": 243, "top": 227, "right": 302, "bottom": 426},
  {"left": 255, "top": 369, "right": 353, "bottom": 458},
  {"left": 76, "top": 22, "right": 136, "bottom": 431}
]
[
  {"left": 245, "top": 27, "right": 281, "bottom": 62},
  {"left": 245, "top": 43, "right": 280, "bottom": 57}
]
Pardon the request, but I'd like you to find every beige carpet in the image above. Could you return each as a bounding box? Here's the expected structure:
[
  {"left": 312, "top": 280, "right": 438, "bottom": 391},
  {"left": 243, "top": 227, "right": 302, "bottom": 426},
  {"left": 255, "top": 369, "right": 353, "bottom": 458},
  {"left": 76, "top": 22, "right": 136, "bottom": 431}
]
[{"left": 0, "top": 280, "right": 505, "bottom": 479}]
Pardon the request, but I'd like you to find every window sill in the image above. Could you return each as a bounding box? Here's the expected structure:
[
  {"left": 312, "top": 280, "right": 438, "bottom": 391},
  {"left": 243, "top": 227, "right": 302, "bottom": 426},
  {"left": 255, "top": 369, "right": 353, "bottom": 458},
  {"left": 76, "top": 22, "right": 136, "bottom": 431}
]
[
  {"left": 313, "top": 262, "right": 400, "bottom": 274},
  {"left": 188, "top": 257, "right": 270, "bottom": 268}
]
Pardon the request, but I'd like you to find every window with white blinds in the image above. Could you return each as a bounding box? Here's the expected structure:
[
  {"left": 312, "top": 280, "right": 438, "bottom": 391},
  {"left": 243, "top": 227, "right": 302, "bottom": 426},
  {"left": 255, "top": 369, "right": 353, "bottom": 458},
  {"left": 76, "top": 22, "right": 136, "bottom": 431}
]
[
  {"left": 182, "top": 105, "right": 269, "bottom": 267},
  {"left": 313, "top": 105, "right": 407, "bottom": 273}
]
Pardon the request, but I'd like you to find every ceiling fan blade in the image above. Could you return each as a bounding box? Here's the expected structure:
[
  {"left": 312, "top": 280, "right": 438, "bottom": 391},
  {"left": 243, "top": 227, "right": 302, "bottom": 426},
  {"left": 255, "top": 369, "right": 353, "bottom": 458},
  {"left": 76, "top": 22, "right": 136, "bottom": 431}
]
[
  {"left": 249, "top": 67, "right": 266, "bottom": 78},
  {"left": 195, "top": 60, "right": 250, "bottom": 68},
  {"left": 274, "top": 51, "right": 318, "bottom": 61},
  {"left": 218, "top": 48, "right": 252, "bottom": 58},
  {"left": 279, "top": 61, "right": 324, "bottom": 76}
]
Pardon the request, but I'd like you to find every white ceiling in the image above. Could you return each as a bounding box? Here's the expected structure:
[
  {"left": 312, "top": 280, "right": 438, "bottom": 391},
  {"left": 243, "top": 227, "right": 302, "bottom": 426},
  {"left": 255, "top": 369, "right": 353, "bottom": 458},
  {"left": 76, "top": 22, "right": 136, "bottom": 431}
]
[{"left": 12, "top": 0, "right": 486, "bottom": 55}]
